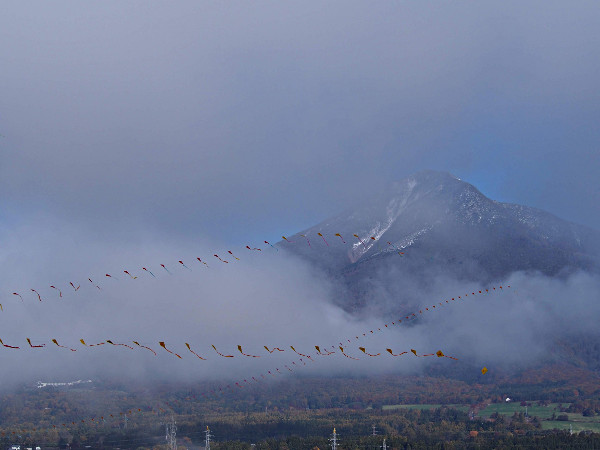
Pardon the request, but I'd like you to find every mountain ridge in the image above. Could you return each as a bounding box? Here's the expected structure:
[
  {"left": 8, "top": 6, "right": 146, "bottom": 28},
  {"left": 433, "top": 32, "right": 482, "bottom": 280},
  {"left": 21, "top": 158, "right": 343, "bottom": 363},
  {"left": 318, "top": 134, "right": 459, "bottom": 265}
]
[{"left": 278, "top": 170, "right": 599, "bottom": 311}]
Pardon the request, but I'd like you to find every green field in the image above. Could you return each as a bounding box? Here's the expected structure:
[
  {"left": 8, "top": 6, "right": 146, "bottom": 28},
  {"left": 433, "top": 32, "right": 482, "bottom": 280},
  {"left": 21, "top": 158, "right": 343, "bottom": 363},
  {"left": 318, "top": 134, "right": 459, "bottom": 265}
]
[
  {"left": 382, "top": 404, "right": 470, "bottom": 413},
  {"left": 542, "top": 420, "right": 600, "bottom": 433},
  {"left": 477, "top": 402, "right": 567, "bottom": 419},
  {"left": 384, "top": 402, "right": 600, "bottom": 432}
]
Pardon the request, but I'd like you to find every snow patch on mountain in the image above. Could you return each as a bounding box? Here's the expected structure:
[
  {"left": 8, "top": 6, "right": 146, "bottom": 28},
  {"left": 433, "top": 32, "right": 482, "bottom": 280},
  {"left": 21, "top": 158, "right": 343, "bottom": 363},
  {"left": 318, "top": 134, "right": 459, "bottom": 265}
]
[
  {"left": 348, "top": 181, "right": 417, "bottom": 263},
  {"left": 386, "top": 226, "right": 432, "bottom": 253}
]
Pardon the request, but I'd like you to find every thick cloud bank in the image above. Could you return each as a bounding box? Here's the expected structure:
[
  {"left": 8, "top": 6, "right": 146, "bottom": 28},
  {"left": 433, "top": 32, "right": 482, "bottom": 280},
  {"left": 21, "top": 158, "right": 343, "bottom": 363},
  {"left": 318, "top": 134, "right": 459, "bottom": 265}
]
[{"left": 1, "top": 219, "right": 598, "bottom": 390}]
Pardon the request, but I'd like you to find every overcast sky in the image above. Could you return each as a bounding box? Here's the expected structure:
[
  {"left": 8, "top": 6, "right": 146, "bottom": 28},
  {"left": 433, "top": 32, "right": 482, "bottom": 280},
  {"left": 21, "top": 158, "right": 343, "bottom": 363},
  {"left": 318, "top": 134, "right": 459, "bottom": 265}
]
[
  {"left": 1, "top": 1, "right": 599, "bottom": 246},
  {"left": 1, "top": 1, "right": 599, "bottom": 392}
]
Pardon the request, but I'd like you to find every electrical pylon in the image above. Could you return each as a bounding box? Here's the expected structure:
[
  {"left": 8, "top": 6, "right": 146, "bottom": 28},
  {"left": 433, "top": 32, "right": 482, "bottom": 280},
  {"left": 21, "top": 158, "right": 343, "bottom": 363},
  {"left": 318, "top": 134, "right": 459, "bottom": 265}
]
[
  {"left": 205, "top": 425, "right": 212, "bottom": 450},
  {"left": 329, "top": 427, "right": 338, "bottom": 449},
  {"left": 165, "top": 414, "right": 177, "bottom": 450}
]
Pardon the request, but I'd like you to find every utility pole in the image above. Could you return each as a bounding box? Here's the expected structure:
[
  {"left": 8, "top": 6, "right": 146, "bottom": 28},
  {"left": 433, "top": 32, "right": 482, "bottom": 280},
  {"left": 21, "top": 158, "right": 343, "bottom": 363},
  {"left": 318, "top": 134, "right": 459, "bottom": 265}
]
[
  {"left": 329, "top": 428, "right": 338, "bottom": 450},
  {"left": 205, "top": 425, "right": 212, "bottom": 450},
  {"left": 165, "top": 414, "right": 177, "bottom": 450}
]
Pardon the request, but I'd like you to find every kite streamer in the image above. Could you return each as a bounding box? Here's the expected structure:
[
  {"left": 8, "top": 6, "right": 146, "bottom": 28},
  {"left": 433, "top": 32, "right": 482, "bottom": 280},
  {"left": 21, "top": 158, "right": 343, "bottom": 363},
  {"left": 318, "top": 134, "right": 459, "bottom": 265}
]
[
  {"left": 160, "top": 264, "right": 172, "bottom": 275},
  {"left": 436, "top": 350, "right": 458, "bottom": 360},
  {"left": 410, "top": 349, "right": 436, "bottom": 357},
  {"left": 50, "top": 285, "right": 62, "bottom": 297},
  {"left": 281, "top": 236, "right": 293, "bottom": 243},
  {"left": 52, "top": 339, "right": 76, "bottom": 351},
  {"left": 300, "top": 234, "right": 311, "bottom": 247},
  {"left": 335, "top": 233, "right": 346, "bottom": 243},
  {"left": 246, "top": 245, "right": 262, "bottom": 251},
  {"left": 315, "top": 345, "right": 335, "bottom": 355},
  {"left": 264, "top": 346, "right": 285, "bottom": 353},
  {"left": 30, "top": 289, "right": 42, "bottom": 301},
  {"left": 196, "top": 257, "right": 209, "bottom": 267},
  {"left": 178, "top": 260, "right": 192, "bottom": 270},
  {"left": 213, "top": 254, "right": 229, "bottom": 263},
  {"left": 123, "top": 270, "right": 137, "bottom": 279},
  {"left": 317, "top": 232, "right": 329, "bottom": 246},
  {"left": 359, "top": 347, "right": 381, "bottom": 357},
  {"left": 142, "top": 267, "right": 156, "bottom": 277},
  {"left": 89, "top": 278, "right": 101, "bottom": 289},
  {"left": 133, "top": 341, "right": 157, "bottom": 355},
  {"left": 264, "top": 240, "right": 278, "bottom": 251},
  {"left": 211, "top": 344, "right": 234, "bottom": 358},
  {"left": 159, "top": 341, "right": 182, "bottom": 359},
  {"left": 339, "top": 346, "right": 359, "bottom": 360},
  {"left": 290, "top": 346, "right": 313, "bottom": 359},
  {"left": 237, "top": 345, "right": 260, "bottom": 357},
  {"left": 106, "top": 340, "right": 134, "bottom": 350},
  {"left": 79, "top": 339, "right": 105, "bottom": 347},
  {"left": 27, "top": 338, "right": 45, "bottom": 348},
  {"left": 70, "top": 282, "right": 80, "bottom": 291},
  {"left": 185, "top": 342, "right": 206, "bottom": 360},
  {"left": 386, "top": 348, "right": 408, "bottom": 356},
  {"left": 228, "top": 251, "right": 240, "bottom": 261},
  {"left": 12, "top": 292, "right": 23, "bottom": 301},
  {"left": 353, "top": 234, "right": 368, "bottom": 249},
  {"left": 0, "top": 338, "right": 20, "bottom": 349}
]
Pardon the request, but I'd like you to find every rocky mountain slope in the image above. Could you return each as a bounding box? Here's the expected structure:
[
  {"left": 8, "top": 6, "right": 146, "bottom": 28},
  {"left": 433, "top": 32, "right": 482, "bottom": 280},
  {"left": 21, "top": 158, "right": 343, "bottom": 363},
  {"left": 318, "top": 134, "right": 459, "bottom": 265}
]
[{"left": 278, "top": 170, "right": 599, "bottom": 311}]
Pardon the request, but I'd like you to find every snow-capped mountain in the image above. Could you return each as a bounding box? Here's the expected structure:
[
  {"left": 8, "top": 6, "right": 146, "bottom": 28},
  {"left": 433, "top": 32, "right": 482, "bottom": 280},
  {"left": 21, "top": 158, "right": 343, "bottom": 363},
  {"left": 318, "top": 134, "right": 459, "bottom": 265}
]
[{"left": 278, "top": 170, "right": 599, "bottom": 311}]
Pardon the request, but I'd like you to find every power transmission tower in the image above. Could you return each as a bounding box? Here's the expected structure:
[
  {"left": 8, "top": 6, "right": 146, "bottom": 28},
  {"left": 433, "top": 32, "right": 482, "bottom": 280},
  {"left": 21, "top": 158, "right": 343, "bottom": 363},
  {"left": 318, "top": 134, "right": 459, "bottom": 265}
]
[
  {"left": 372, "top": 425, "right": 378, "bottom": 436},
  {"left": 329, "top": 427, "right": 338, "bottom": 450},
  {"left": 165, "top": 414, "right": 177, "bottom": 450},
  {"left": 205, "top": 425, "right": 212, "bottom": 450},
  {"left": 382, "top": 438, "right": 387, "bottom": 450}
]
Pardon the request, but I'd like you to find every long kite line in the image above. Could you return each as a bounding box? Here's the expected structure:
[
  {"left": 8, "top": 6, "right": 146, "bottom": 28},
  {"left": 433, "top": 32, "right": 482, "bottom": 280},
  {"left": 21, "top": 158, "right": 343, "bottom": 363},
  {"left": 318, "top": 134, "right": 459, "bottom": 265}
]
[
  {"left": 4, "top": 337, "right": 458, "bottom": 361},
  {"left": 3, "top": 286, "right": 509, "bottom": 360},
  {"left": 0, "top": 344, "right": 453, "bottom": 436},
  {"left": 0, "top": 285, "right": 511, "bottom": 435},
  {"left": 3, "top": 231, "right": 399, "bottom": 310},
  {"left": 204, "top": 284, "right": 507, "bottom": 399},
  {"left": 131, "top": 284, "right": 507, "bottom": 402}
]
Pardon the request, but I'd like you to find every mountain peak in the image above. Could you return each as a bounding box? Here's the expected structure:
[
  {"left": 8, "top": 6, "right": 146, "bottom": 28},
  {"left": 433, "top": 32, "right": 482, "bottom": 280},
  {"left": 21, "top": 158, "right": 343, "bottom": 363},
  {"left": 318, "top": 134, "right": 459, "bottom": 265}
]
[
  {"left": 410, "top": 169, "right": 459, "bottom": 183},
  {"left": 387, "top": 170, "right": 460, "bottom": 194},
  {"left": 280, "top": 170, "right": 599, "bottom": 311}
]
